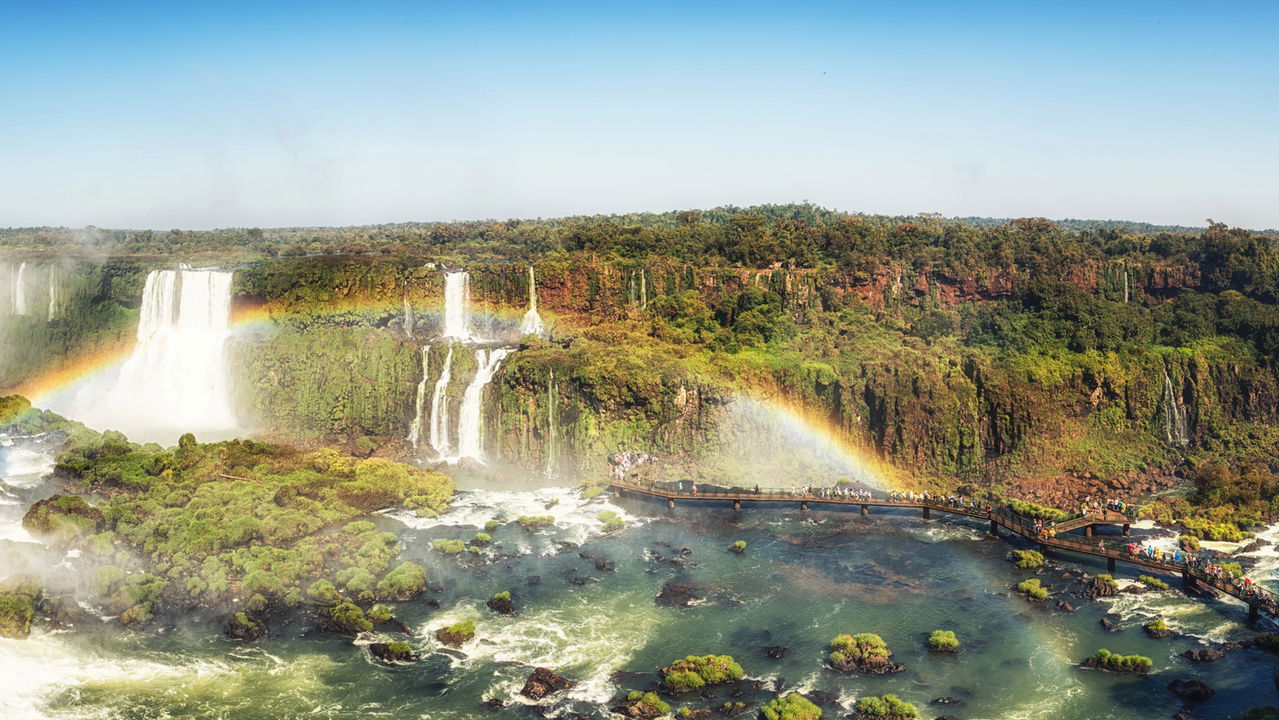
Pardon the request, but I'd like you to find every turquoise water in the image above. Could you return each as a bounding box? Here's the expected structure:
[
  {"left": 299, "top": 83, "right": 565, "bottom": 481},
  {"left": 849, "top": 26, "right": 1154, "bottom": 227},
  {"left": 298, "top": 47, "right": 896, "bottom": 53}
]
[{"left": 2, "top": 441, "right": 1278, "bottom": 719}]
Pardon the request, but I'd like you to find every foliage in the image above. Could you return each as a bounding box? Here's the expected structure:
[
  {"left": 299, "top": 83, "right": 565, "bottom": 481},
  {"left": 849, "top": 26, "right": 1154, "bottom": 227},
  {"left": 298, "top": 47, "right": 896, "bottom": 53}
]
[
  {"left": 1086, "top": 648, "right": 1153, "bottom": 672},
  {"left": 829, "top": 633, "right": 892, "bottom": 667},
  {"left": 854, "top": 694, "right": 919, "bottom": 719},
  {"left": 598, "top": 511, "right": 624, "bottom": 533},
  {"left": 432, "top": 539, "right": 465, "bottom": 555},
  {"left": 1011, "top": 549, "right": 1045, "bottom": 568},
  {"left": 437, "top": 619, "right": 476, "bottom": 645},
  {"left": 1144, "top": 618, "right": 1168, "bottom": 633},
  {"left": 928, "top": 630, "right": 959, "bottom": 652},
  {"left": 1016, "top": 578, "right": 1049, "bottom": 600},
  {"left": 1139, "top": 575, "right": 1169, "bottom": 590},
  {"left": 660, "top": 654, "right": 744, "bottom": 691},
  {"left": 732, "top": 540, "right": 747, "bottom": 553},
  {"left": 516, "top": 515, "right": 554, "bottom": 530},
  {"left": 376, "top": 562, "right": 427, "bottom": 601},
  {"left": 624, "top": 691, "right": 671, "bottom": 716},
  {"left": 761, "top": 694, "right": 822, "bottom": 720}
]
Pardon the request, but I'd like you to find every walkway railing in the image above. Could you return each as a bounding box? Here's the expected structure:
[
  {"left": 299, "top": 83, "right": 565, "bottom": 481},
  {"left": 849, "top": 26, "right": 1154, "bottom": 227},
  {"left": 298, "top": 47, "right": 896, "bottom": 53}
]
[{"left": 608, "top": 480, "right": 1278, "bottom": 617}]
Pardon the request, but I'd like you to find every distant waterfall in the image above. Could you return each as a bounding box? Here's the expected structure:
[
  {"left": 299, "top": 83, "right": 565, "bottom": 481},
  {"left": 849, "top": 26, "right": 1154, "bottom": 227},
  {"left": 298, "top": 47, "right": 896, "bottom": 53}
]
[
  {"left": 64, "top": 267, "right": 239, "bottom": 443},
  {"left": 1161, "top": 369, "right": 1191, "bottom": 446},
  {"left": 544, "top": 369, "right": 558, "bottom": 478},
  {"left": 402, "top": 293, "right": 416, "bottom": 336},
  {"left": 46, "top": 269, "right": 58, "bottom": 321},
  {"left": 12, "top": 262, "right": 28, "bottom": 316},
  {"left": 428, "top": 344, "right": 454, "bottom": 457},
  {"left": 442, "top": 271, "right": 470, "bottom": 340},
  {"left": 640, "top": 268, "right": 648, "bottom": 309},
  {"left": 519, "top": 265, "right": 544, "bottom": 336},
  {"left": 1122, "top": 268, "right": 1130, "bottom": 304},
  {"left": 455, "top": 348, "right": 511, "bottom": 463},
  {"left": 407, "top": 346, "right": 430, "bottom": 450}
]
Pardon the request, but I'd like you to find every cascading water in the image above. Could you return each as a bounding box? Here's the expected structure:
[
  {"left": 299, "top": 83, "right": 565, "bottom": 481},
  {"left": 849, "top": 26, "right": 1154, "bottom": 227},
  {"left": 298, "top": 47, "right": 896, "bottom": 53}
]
[
  {"left": 407, "top": 346, "right": 430, "bottom": 451},
  {"left": 402, "top": 292, "right": 416, "bottom": 336},
  {"left": 46, "top": 269, "right": 57, "bottom": 321},
  {"left": 519, "top": 265, "right": 544, "bottom": 336},
  {"left": 639, "top": 268, "right": 647, "bottom": 309},
  {"left": 59, "top": 267, "right": 239, "bottom": 444},
  {"left": 544, "top": 369, "right": 558, "bottom": 478},
  {"left": 429, "top": 344, "right": 455, "bottom": 457},
  {"left": 455, "top": 348, "right": 511, "bottom": 463},
  {"left": 12, "top": 262, "right": 28, "bottom": 316},
  {"left": 442, "top": 271, "right": 471, "bottom": 340},
  {"left": 1162, "top": 368, "right": 1191, "bottom": 446}
]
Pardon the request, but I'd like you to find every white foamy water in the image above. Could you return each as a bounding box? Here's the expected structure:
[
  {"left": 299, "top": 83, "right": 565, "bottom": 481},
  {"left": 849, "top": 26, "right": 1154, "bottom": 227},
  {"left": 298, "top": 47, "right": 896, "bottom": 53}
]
[
  {"left": 442, "top": 271, "right": 471, "bottom": 340},
  {"left": 454, "top": 348, "right": 511, "bottom": 463},
  {"left": 519, "top": 265, "right": 544, "bottom": 336},
  {"left": 49, "top": 267, "right": 240, "bottom": 444},
  {"left": 387, "top": 486, "right": 642, "bottom": 549}
]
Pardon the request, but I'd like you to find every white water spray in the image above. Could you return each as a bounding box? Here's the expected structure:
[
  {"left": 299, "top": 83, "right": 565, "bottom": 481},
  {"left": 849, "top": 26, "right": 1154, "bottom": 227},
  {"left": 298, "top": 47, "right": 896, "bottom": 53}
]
[
  {"left": 407, "top": 346, "right": 430, "bottom": 451},
  {"left": 442, "top": 271, "right": 471, "bottom": 340},
  {"left": 46, "top": 269, "right": 57, "bottom": 321},
  {"left": 544, "top": 369, "right": 558, "bottom": 478},
  {"left": 60, "top": 267, "right": 239, "bottom": 443},
  {"left": 519, "top": 265, "right": 544, "bottom": 336},
  {"left": 429, "top": 344, "right": 455, "bottom": 457},
  {"left": 455, "top": 348, "right": 511, "bottom": 463},
  {"left": 12, "top": 262, "right": 28, "bottom": 316},
  {"left": 1161, "top": 368, "right": 1190, "bottom": 446}
]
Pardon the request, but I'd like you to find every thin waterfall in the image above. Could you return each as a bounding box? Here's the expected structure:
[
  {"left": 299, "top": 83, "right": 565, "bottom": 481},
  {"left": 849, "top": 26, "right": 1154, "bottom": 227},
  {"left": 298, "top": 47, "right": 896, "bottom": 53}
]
[
  {"left": 442, "top": 271, "right": 470, "bottom": 340},
  {"left": 544, "top": 369, "right": 558, "bottom": 478},
  {"left": 429, "top": 344, "right": 455, "bottom": 457},
  {"left": 1122, "top": 265, "right": 1130, "bottom": 304},
  {"left": 47, "top": 268, "right": 58, "bottom": 321},
  {"left": 61, "top": 267, "right": 238, "bottom": 443},
  {"left": 407, "top": 346, "right": 430, "bottom": 451},
  {"left": 13, "top": 262, "right": 28, "bottom": 316},
  {"left": 640, "top": 268, "right": 648, "bottom": 309},
  {"left": 455, "top": 348, "right": 511, "bottom": 462},
  {"left": 1161, "top": 368, "right": 1191, "bottom": 446},
  {"left": 519, "top": 265, "right": 544, "bottom": 336},
  {"left": 402, "top": 292, "right": 416, "bottom": 336}
]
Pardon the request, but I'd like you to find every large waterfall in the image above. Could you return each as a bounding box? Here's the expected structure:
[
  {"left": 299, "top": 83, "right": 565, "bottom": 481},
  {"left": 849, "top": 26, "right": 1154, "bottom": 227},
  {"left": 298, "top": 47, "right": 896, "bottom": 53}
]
[
  {"left": 1161, "top": 369, "right": 1191, "bottom": 446},
  {"left": 406, "top": 346, "right": 430, "bottom": 451},
  {"left": 428, "top": 344, "right": 455, "bottom": 457},
  {"left": 455, "top": 348, "right": 511, "bottom": 463},
  {"left": 61, "top": 268, "right": 239, "bottom": 444},
  {"left": 442, "top": 271, "right": 470, "bottom": 340},
  {"left": 520, "top": 265, "right": 544, "bottom": 336},
  {"left": 12, "top": 262, "right": 28, "bottom": 316}
]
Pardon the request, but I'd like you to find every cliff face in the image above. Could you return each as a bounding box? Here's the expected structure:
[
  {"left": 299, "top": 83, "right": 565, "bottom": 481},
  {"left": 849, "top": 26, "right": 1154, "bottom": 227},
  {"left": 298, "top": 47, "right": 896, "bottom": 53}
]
[{"left": 8, "top": 254, "right": 1275, "bottom": 491}]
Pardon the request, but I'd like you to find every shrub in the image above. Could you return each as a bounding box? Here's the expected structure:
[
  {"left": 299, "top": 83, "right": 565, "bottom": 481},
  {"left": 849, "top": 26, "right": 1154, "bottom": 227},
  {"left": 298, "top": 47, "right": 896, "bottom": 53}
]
[
  {"left": 1085, "top": 648, "right": 1152, "bottom": 673},
  {"left": 1139, "top": 575, "right": 1169, "bottom": 590},
  {"left": 598, "top": 511, "right": 624, "bottom": 533},
  {"left": 1178, "top": 535, "right": 1201, "bottom": 551},
  {"left": 1007, "top": 499, "right": 1068, "bottom": 522},
  {"left": 377, "top": 562, "right": 427, "bottom": 601},
  {"left": 660, "top": 654, "right": 744, "bottom": 691},
  {"left": 327, "top": 601, "right": 372, "bottom": 634},
  {"left": 432, "top": 538, "right": 465, "bottom": 555},
  {"left": 368, "top": 604, "right": 392, "bottom": 623},
  {"left": 580, "top": 485, "right": 604, "bottom": 500},
  {"left": 624, "top": 691, "right": 671, "bottom": 716},
  {"left": 484, "top": 519, "right": 500, "bottom": 532},
  {"left": 1144, "top": 617, "right": 1167, "bottom": 633},
  {"left": 854, "top": 694, "right": 918, "bottom": 719},
  {"left": 1011, "top": 549, "right": 1045, "bottom": 568},
  {"left": 516, "top": 515, "right": 554, "bottom": 530},
  {"left": 436, "top": 619, "right": 476, "bottom": 646},
  {"left": 472, "top": 532, "right": 491, "bottom": 546},
  {"left": 1016, "top": 578, "right": 1049, "bottom": 600},
  {"left": 761, "top": 694, "right": 822, "bottom": 720},
  {"left": 307, "top": 579, "right": 341, "bottom": 605},
  {"left": 1094, "top": 574, "right": 1119, "bottom": 590},
  {"left": 928, "top": 630, "right": 959, "bottom": 652},
  {"left": 731, "top": 540, "right": 747, "bottom": 553}
]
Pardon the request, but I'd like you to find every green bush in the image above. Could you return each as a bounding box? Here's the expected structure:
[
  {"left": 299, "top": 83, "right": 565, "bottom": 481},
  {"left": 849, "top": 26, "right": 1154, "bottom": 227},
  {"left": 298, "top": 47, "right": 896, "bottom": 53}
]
[
  {"left": 472, "top": 532, "right": 491, "bottom": 546},
  {"left": 1007, "top": 499, "right": 1068, "bottom": 522},
  {"left": 761, "top": 694, "right": 822, "bottom": 720},
  {"left": 854, "top": 694, "right": 918, "bottom": 719},
  {"left": 598, "top": 511, "right": 624, "bottom": 532},
  {"left": 516, "top": 515, "right": 554, "bottom": 530},
  {"left": 928, "top": 629, "right": 959, "bottom": 652},
  {"left": 327, "top": 601, "right": 372, "bottom": 634},
  {"left": 580, "top": 485, "right": 604, "bottom": 500},
  {"left": 432, "top": 538, "right": 465, "bottom": 555},
  {"left": 376, "top": 562, "right": 427, "bottom": 601},
  {"left": 1178, "top": 535, "right": 1201, "bottom": 551},
  {"left": 1086, "top": 648, "right": 1153, "bottom": 672},
  {"left": 368, "top": 604, "right": 392, "bottom": 623},
  {"left": 1093, "top": 573, "right": 1118, "bottom": 591},
  {"left": 660, "top": 654, "right": 745, "bottom": 691},
  {"left": 731, "top": 540, "right": 747, "bottom": 553},
  {"left": 624, "top": 691, "right": 671, "bottom": 715},
  {"left": 436, "top": 619, "right": 476, "bottom": 645},
  {"left": 1016, "top": 578, "right": 1049, "bottom": 600},
  {"left": 1144, "top": 617, "right": 1167, "bottom": 633},
  {"left": 1138, "top": 575, "right": 1169, "bottom": 590},
  {"left": 1011, "top": 549, "right": 1045, "bottom": 568}
]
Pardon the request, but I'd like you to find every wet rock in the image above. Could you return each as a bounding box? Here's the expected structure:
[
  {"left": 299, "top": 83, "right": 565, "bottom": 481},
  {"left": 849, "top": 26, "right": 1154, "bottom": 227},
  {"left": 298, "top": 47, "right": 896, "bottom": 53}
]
[
  {"left": 557, "top": 541, "right": 580, "bottom": 552},
  {"left": 931, "top": 697, "right": 964, "bottom": 706},
  {"left": 482, "top": 698, "right": 506, "bottom": 711},
  {"left": 761, "top": 645, "right": 789, "bottom": 660},
  {"left": 520, "top": 667, "right": 574, "bottom": 700},
  {"left": 526, "top": 575, "right": 542, "bottom": 586},
  {"left": 487, "top": 593, "right": 517, "bottom": 615},
  {"left": 369, "top": 642, "right": 419, "bottom": 663},
  {"left": 934, "top": 716, "right": 960, "bottom": 720},
  {"left": 595, "top": 558, "right": 617, "bottom": 572},
  {"left": 222, "top": 612, "right": 266, "bottom": 641},
  {"left": 1181, "top": 648, "right": 1225, "bottom": 663},
  {"left": 1167, "top": 679, "right": 1215, "bottom": 702},
  {"left": 656, "top": 581, "right": 703, "bottom": 607},
  {"left": 424, "top": 598, "right": 441, "bottom": 609},
  {"left": 36, "top": 594, "right": 96, "bottom": 629},
  {"left": 1100, "top": 616, "right": 1123, "bottom": 633},
  {"left": 1173, "top": 709, "right": 1194, "bottom": 720},
  {"left": 1146, "top": 622, "right": 1172, "bottom": 639},
  {"left": 1056, "top": 600, "right": 1075, "bottom": 612}
]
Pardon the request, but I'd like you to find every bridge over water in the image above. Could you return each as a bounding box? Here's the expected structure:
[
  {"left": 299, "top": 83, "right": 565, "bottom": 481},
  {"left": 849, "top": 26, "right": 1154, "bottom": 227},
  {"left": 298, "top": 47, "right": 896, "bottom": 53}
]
[{"left": 608, "top": 480, "right": 1279, "bottom": 620}]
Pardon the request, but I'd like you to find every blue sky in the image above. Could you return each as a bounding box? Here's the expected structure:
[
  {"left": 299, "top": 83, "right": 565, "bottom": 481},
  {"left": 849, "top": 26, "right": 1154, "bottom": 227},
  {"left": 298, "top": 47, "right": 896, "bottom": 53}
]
[{"left": 1, "top": 1, "right": 1276, "bottom": 229}]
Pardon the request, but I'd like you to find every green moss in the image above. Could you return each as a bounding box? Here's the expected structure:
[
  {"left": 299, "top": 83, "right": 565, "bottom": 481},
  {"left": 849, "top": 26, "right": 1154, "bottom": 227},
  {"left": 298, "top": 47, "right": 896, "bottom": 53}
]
[
  {"left": 928, "top": 629, "right": 959, "bottom": 652},
  {"left": 432, "top": 539, "right": 466, "bottom": 555},
  {"left": 854, "top": 695, "right": 918, "bottom": 719},
  {"left": 1011, "top": 549, "right": 1045, "bottom": 568},
  {"left": 1138, "top": 575, "right": 1169, "bottom": 590},
  {"left": 327, "top": 601, "right": 372, "bottom": 634},
  {"left": 598, "top": 511, "right": 624, "bottom": 533},
  {"left": 761, "top": 694, "right": 822, "bottom": 720},
  {"left": 436, "top": 619, "right": 476, "bottom": 646},
  {"left": 0, "top": 592, "right": 36, "bottom": 639},
  {"left": 472, "top": 532, "right": 491, "bottom": 546},
  {"left": 1085, "top": 648, "right": 1153, "bottom": 673},
  {"left": 516, "top": 515, "right": 555, "bottom": 530},
  {"left": 624, "top": 691, "right": 671, "bottom": 716},
  {"left": 377, "top": 562, "right": 427, "bottom": 601},
  {"left": 1016, "top": 578, "right": 1049, "bottom": 600},
  {"left": 580, "top": 485, "right": 604, "bottom": 500},
  {"left": 731, "top": 540, "right": 747, "bottom": 553}
]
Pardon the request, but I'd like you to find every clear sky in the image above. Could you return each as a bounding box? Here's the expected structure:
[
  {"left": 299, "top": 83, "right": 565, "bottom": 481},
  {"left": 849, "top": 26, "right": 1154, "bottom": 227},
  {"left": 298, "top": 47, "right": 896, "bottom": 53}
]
[{"left": 1, "top": 1, "right": 1276, "bottom": 230}]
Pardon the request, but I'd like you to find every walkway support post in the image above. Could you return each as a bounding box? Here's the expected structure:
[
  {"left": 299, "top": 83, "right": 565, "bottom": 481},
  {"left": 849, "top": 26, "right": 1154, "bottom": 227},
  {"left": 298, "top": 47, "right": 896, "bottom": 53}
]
[
  {"left": 1085, "top": 525, "right": 1093, "bottom": 537},
  {"left": 800, "top": 501, "right": 808, "bottom": 513},
  {"left": 668, "top": 498, "right": 675, "bottom": 510},
  {"left": 861, "top": 504, "right": 868, "bottom": 517},
  {"left": 1123, "top": 524, "right": 1130, "bottom": 537},
  {"left": 1251, "top": 603, "right": 1260, "bottom": 620},
  {"left": 733, "top": 500, "right": 741, "bottom": 511},
  {"left": 989, "top": 518, "right": 998, "bottom": 536},
  {"left": 1107, "top": 557, "right": 1116, "bottom": 573},
  {"left": 922, "top": 507, "right": 930, "bottom": 520}
]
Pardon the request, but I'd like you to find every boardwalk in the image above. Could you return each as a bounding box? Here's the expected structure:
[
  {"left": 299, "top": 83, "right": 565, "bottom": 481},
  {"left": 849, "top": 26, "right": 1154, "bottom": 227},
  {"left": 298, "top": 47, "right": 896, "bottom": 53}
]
[{"left": 609, "top": 480, "right": 1279, "bottom": 620}]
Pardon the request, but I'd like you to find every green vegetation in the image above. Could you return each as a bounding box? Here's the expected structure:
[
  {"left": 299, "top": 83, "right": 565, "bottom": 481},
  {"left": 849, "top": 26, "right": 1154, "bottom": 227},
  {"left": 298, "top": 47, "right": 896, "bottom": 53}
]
[
  {"left": 436, "top": 619, "right": 476, "bottom": 646},
  {"left": 761, "top": 694, "right": 822, "bottom": 720},
  {"left": 472, "top": 532, "right": 491, "bottom": 546},
  {"left": 1016, "top": 578, "right": 1049, "bottom": 600},
  {"left": 1084, "top": 648, "right": 1153, "bottom": 673},
  {"left": 928, "top": 630, "right": 959, "bottom": 652},
  {"left": 1011, "top": 549, "right": 1045, "bottom": 568},
  {"left": 624, "top": 691, "right": 671, "bottom": 716},
  {"left": 432, "top": 539, "right": 465, "bottom": 555},
  {"left": 829, "top": 633, "right": 893, "bottom": 670},
  {"left": 367, "top": 604, "right": 393, "bottom": 623},
  {"left": 1144, "top": 618, "right": 1168, "bottom": 635},
  {"left": 16, "top": 423, "right": 452, "bottom": 627},
  {"left": 1139, "top": 575, "right": 1169, "bottom": 590},
  {"left": 659, "top": 654, "right": 744, "bottom": 691},
  {"left": 1007, "top": 500, "right": 1068, "bottom": 522},
  {"left": 580, "top": 485, "right": 604, "bottom": 500},
  {"left": 1093, "top": 574, "right": 1119, "bottom": 591},
  {"left": 326, "top": 602, "right": 373, "bottom": 634},
  {"left": 854, "top": 695, "right": 919, "bottom": 719},
  {"left": 516, "top": 515, "right": 554, "bottom": 530},
  {"left": 598, "top": 511, "right": 624, "bottom": 533},
  {"left": 1179, "top": 535, "right": 1201, "bottom": 551},
  {"left": 731, "top": 540, "right": 747, "bottom": 553},
  {"left": 0, "top": 578, "right": 38, "bottom": 639}
]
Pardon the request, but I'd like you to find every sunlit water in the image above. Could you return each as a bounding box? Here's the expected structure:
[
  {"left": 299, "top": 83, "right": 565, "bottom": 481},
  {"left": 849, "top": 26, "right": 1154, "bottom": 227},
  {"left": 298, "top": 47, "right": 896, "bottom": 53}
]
[{"left": 3, "top": 437, "right": 1278, "bottom": 719}]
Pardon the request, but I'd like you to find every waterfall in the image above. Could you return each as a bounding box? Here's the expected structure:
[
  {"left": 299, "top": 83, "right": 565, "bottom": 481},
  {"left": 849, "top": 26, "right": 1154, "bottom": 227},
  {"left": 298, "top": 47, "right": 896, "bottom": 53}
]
[
  {"left": 1122, "top": 265, "right": 1130, "bottom": 304},
  {"left": 61, "top": 267, "right": 238, "bottom": 443},
  {"left": 442, "top": 271, "right": 470, "bottom": 340},
  {"left": 407, "top": 346, "right": 430, "bottom": 451},
  {"left": 46, "top": 269, "right": 57, "bottom": 321},
  {"left": 428, "top": 344, "right": 455, "bottom": 457},
  {"left": 455, "top": 348, "right": 511, "bottom": 463},
  {"left": 12, "top": 262, "right": 28, "bottom": 316},
  {"left": 544, "top": 369, "right": 558, "bottom": 478},
  {"left": 640, "top": 268, "right": 648, "bottom": 309},
  {"left": 519, "top": 265, "right": 544, "bottom": 336},
  {"left": 1161, "top": 369, "right": 1191, "bottom": 446},
  {"left": 402, "top": 293, "right": 416, "bottom": 336}
]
